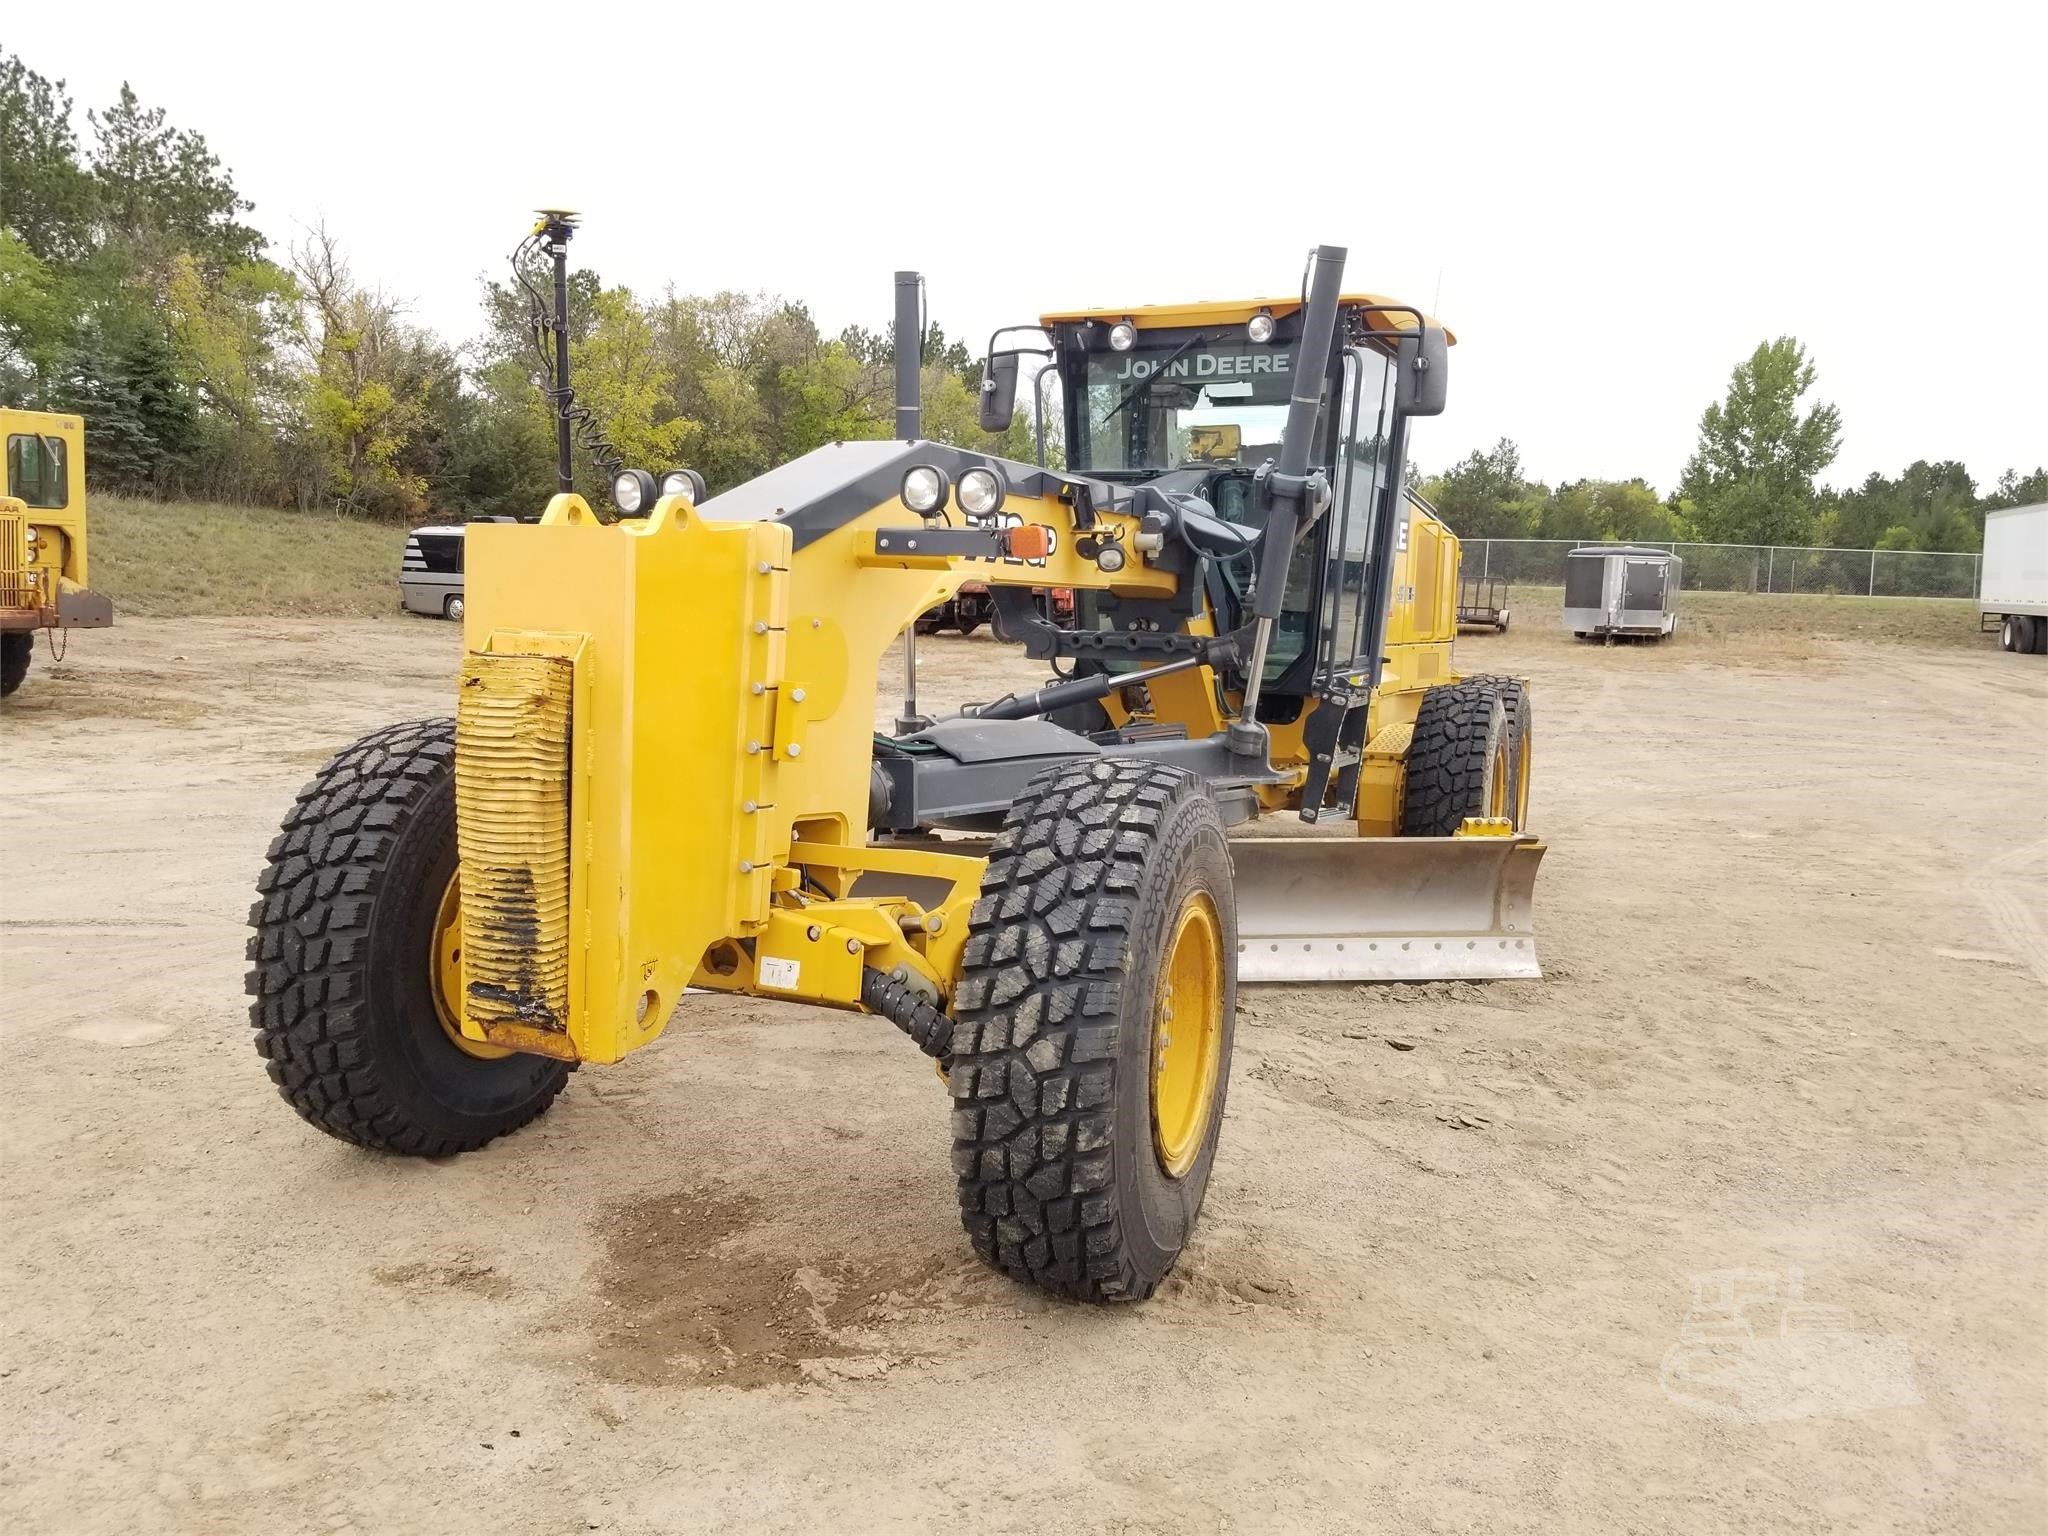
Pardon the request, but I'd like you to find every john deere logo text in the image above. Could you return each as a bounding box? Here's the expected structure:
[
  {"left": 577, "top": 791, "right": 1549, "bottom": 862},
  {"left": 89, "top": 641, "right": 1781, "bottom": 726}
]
[{"left": 1112, "top": 349, "right": 1291, "bottom": 381}]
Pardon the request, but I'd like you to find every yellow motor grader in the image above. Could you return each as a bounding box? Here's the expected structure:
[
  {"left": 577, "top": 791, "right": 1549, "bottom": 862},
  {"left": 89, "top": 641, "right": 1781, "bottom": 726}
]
[
  {"left": 2, "top": 408, "right": 115, "bottom": 697},
  {"left": 247, "top": 223, "right": 1540, "bottom": 1302}
]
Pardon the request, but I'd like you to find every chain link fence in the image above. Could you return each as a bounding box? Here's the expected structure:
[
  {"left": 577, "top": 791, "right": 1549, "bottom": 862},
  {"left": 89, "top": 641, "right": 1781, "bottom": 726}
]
[{"left": 1463, "top": 539, "right": 1982, "bottom": 599}]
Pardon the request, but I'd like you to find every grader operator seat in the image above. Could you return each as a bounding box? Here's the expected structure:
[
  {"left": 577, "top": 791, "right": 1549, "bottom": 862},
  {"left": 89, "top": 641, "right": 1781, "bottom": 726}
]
[{"left": 245, "top": 233, "right": 1542, "bottom": 1308}]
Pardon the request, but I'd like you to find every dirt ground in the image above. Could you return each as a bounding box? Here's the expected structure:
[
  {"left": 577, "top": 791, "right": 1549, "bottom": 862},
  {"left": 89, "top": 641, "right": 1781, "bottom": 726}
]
[{"left": 3, "top": 613, "right": 2044, "bottom": 1535}]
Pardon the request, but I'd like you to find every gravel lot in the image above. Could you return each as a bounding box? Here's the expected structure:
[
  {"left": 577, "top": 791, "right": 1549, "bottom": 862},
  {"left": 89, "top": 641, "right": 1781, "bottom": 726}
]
[{"left": 3, "top": 613, "right": 2042, "bottom": 1534}]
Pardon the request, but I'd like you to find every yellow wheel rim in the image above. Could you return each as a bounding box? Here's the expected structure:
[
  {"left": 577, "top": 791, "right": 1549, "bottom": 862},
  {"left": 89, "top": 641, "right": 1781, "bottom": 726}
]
[
  {"left": 1151, "top": 892, "right": 1224, "bottom": 1179},
  {"left": 1487, "top": 734, "right": 1513, "bottom": 819},
  {"left": 431, "top": 871, "right": 512, "bottom": 1060},
  {"left": 1513, "top": 724, "right": 1532, "bottom": 828}
]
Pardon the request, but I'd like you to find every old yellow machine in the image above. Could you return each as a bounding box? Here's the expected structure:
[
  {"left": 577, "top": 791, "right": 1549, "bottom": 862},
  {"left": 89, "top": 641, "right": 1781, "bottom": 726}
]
[
  {"left": 1, "top": 409, "right": 114, "bottom": 697},
  {"left": 247, "top": 226, "right": 1541, "bottom": 1302}
]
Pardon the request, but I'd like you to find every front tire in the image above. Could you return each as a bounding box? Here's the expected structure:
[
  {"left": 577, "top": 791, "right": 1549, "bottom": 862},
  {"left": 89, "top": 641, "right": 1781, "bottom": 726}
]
[
  {"left": 246, "top": 718, "right": 569, "bottom": 1155},
  {"left": 444, "top": 594, "right": 465, "bottom": 622},
  {"left": 0, "top": 632, "right": 30, "bottom": 697},
  {"left": 1401, "top": 681, "right": 1511, "bottom": 836},
  {"left": 949, "top": 760, "right": 1237, "bottom": 1302}
]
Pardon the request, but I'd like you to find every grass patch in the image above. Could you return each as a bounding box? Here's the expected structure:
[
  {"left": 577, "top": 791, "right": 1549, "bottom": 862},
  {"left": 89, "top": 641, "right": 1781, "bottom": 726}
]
[
  {"left": 1508, "top": 585, "right": 1987, "bottom": 650},
  {"left": 89, "top": 495, "right": 407, "bottom": 618}
]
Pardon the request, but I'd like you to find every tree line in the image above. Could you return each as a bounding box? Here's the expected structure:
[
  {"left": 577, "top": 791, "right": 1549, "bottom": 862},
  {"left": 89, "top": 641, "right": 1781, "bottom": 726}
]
[
  {"left": 4, "top": 51, "right": 2040, "bottom": 544},
  {"left": 1424, "top": 338, "right": 2044, "bottom": 555},
  {"left": 0, "top": 53, "right": 1033, "bottom": 520}
]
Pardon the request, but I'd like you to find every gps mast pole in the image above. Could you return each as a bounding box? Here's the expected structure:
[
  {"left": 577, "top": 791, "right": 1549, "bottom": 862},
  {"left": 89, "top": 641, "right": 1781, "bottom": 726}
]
[{"left": 538, "top": 210, "right": 579, "bottom": 495}]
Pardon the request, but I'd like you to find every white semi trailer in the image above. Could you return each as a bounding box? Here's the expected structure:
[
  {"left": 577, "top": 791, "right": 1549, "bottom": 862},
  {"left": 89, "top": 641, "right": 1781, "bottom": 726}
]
[{"left": 1981, "top": 503, "right": 2048, "bottom": 654}]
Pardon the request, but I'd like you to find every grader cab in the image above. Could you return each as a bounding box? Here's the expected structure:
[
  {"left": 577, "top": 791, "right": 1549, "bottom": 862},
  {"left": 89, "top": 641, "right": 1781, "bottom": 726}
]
[{"left": 247, "top": 226, "right": 1541, "bottom": 1302}]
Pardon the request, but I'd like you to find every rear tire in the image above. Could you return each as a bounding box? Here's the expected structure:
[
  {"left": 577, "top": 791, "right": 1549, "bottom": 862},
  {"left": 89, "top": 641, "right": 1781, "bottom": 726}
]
[
  {"left": 949, "top": 759, "right": 1236, "bottom": 1302},
  {"left": 1460, "top": 674, "right": 1533, "bottom": 829},
  {"left": 1401, "top": 682, "right": 1510, "bottom": 836},
  {"left": 246, "top": 718, "right": 570, "bottom": 1155},
  {"left": 444, "top": 594, "right": 465, "bottom": 622},
  {"left": 0, "top": 632, "right": 30, "bottom": 697}
]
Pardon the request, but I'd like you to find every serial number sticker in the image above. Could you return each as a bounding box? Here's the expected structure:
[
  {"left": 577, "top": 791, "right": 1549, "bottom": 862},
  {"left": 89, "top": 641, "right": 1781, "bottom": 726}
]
[{"left": 758, "top": 956, "right": 801, "bottom": 989}]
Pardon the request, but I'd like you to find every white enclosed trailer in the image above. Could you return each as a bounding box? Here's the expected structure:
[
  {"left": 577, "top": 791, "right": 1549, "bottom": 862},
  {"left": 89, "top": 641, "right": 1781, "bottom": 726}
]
[
  {"left": 1562, "top": 545, "right": 1682, "bottom": 640},
  {"left": 1981, "top": 503, "right": 2048, "bottom": 654}
]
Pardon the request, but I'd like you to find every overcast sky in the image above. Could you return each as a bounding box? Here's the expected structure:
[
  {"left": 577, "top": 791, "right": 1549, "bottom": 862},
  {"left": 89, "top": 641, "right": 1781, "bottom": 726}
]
[{"left": 11, "top": 1, "right": 2043, "bottom": 491}]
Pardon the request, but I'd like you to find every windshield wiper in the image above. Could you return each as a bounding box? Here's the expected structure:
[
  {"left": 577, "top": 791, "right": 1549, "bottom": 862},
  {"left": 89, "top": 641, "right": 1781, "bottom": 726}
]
[{"left": 1095, "top": 333, "right": 1206, "bottom": 429}]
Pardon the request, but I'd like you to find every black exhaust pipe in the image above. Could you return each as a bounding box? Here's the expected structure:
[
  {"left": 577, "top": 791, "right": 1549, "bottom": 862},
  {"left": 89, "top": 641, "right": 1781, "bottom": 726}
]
[
  {"left": 894, "top": 271, "right": 921, "bottom": 440},
  {"left": 895, "top": 271, "right": 926, "bottom": 734}
]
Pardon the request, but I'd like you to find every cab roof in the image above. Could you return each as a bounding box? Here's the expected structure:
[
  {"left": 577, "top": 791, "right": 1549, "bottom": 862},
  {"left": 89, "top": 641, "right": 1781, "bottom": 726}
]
[{"left": 1037, "top": 294, "right": 1455, "bottom": 345}]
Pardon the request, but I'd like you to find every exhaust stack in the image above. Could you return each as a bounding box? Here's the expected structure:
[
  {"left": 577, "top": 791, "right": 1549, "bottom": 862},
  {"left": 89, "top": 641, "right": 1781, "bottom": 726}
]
[
  {"left": 894, "top": 271, "right": 925, "bottom": 734},
  {"left": 894, "top": 271, "right": 921, "bottom": 440}
]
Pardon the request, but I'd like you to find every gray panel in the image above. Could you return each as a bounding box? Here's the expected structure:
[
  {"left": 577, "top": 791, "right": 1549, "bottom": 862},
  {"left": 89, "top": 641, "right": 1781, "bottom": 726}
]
[
  {"left": 906, "top": 716, "right": 1102, "bottom": 764},
  {"left": 1623, "top": 559, "right": 1666, "bottom": 611}
]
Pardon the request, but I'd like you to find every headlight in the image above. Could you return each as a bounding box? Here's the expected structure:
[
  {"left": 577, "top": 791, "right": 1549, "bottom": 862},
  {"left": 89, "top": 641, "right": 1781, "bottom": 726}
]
[
  {"left": 658, "top": 467, "right": 705, "bottom": 503},
  {"left": 612, "top": 468, "right": 657, "bottom": 515},
  {"left": 900, "top": 464, "right": 950, "bottom": 515},
  {"left": 1108, "top": 322, "right": 1137, "bottom": 352},
  {"left": 1096, "top": 542, "right": 1127, "bottom": 573},
  {"left": 1246, "top": 310, "right": 1276, "bottom": 344},
  {"left": 956, "top": 465, "right": 1007, "bottom": 518}
]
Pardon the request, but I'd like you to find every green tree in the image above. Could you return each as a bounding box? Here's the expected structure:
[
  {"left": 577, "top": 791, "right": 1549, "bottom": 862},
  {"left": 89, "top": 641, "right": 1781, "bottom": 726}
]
[
  {"left": 0, "top": 53, "right": 96, "bottom": 263},
  {"left": 1535, "top": 478, "right": 1683, "bottom": 543},
  {"left": 0, "top": 231, "right": 72, "bottom": 399},
  {"left": 1981, "top": 467, "right": 2048, "bottom": 510},
  {"left": 1678, "top": 338, "right": 1841, "bottom": 545},
  {"left": 62, "top": 314, "right": 198, "bottom": 487},
  {"left": 1421, "top": 438, "right": 1541, "bottom": 540},
  {"left": 87, "top": 83, "right": 263, "bottom": 277},
  {"left": 1827, "top": 460, "right": 1979, "bottom": 552},
  {"left": 292, "top": 229, "right": 436, "bottom": 514},
  {"left": 571, "top": 285, "right": 696, "bottom": 473}
]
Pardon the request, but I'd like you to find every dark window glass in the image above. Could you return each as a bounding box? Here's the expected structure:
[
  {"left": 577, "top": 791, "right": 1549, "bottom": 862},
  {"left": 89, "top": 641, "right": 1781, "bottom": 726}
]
[
  {"left": 412, "top": 535, "right": 462, "bottom": 574},
  {"left": 6, "top": 434, "right": 68, "bottom": 509},
  {"left": 1564, "top": 557, "right": 1605, "bottom": 608}
]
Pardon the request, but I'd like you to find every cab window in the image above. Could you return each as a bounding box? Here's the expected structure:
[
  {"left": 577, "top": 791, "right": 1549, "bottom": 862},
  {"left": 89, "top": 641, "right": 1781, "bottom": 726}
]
[{"left": 6, "top": 434, "right": 69, "bottom": 510}]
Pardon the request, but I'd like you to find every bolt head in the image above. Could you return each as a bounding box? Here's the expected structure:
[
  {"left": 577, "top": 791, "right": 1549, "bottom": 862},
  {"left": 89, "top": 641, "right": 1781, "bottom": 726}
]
[{"left": 787, "top": 743, "right": 802, "bottom": 757}]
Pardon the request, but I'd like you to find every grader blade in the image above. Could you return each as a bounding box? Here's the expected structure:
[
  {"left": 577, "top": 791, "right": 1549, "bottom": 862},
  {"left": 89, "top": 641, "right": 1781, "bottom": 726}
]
[{"left": 1229, "top": 835, "right": 1545, "bottom": 983}]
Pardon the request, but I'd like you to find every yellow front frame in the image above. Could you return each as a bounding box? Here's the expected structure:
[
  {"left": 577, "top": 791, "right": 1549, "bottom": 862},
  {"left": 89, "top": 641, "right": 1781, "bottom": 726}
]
[{"left": 456, "top": 479, "right": 1175, "bottom": 1063}]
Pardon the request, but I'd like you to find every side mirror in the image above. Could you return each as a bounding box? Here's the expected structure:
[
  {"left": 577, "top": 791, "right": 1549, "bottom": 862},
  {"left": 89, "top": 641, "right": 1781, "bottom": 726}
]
[
  {"left": 1394, "top": 324, "right": 1449, "bottom": 417},
  {"left": 979, "top": 350, "right": 1021, "bottom": 433}
]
